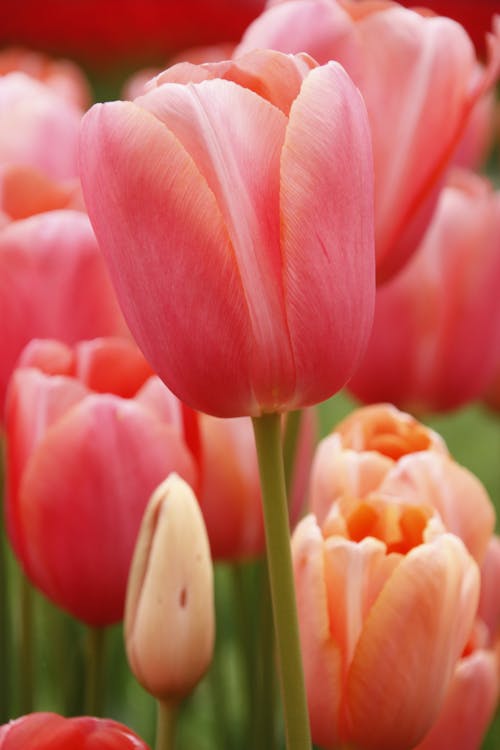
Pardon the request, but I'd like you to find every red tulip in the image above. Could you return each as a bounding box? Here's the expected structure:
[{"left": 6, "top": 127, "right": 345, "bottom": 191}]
[
  {"left": 293, "top": 502, "right": 479, "bottom": 749},
  {"left": 80, "top": 49, "right": 375, "bottom": 418},
  {"left": 5, "top": 337, "right": 197, "bottom": 625},
  {"left": 0, "top": 713, "right": 150, "bottom": 749},
  {"left": 0, "top": 210, "right": 128, "bottom": 417},
  {"left": 347, "top": 170, "right": 500, "bottom": 413},
  {"left": 238, "top": 0, "right": 500, "bottom": 281},
  {"left": 0, "top": 0, "right": 266, "bottom": 70}
]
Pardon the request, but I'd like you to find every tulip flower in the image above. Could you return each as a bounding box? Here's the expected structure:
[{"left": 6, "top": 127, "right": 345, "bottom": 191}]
[
  {"left": 347, "top": 170, "right": 500, "bottom": 413},
  {"left": 80, "top": 49, "right": 375, "bottom": 418},
  {"left": 0, "top": 47, "right": 91, "bottom": 107},
  {"left": 125, "top": 474, "right": 214, "bottom": 702},
  {"left": 0, "top": 713, "right": 150, "bottom": 749},
  {"left": 0, "top": 0, "right": 265, "bottom": 70},
  {"left": 0, "top": 72, "right": 82, "bottom": 180},
  {"left": 5, "top": 337, "right": 197, "bottom": 625},
  {"left": 293, "top": 500, "right": 480, "bottom": 749},
  {"left": 310, "top": 404, "right": 495, "bottom": 564},
  {"left": 238, "top": 0, "right": 500, "bottom": 281},
  {"left": 0, "top": 209, "right": 128, "bottom": 417},
  {"left": 0, "top": 164, "right": 84, "bottom": 223}
]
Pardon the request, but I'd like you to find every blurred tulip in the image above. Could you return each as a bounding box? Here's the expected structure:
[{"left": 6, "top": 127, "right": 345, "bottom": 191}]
[
  {"left": 310, "top": 404, "right": 495, "bottom": 564},
  {"left": 198, "top": 408, "right": 316, "bottom": 559},
  {"left": 452, "top": 90, "right": 497, "bottom": 169},
  {"left": 293, "top": 502, "right": 479, "bottom": 749},
  {"left": 0, "top": 713, "right": 150, "bottom": 749},
  {"left": 478, "top": 535, "right": 500, "bottom": 641},
  {"left": 0, "top": 210, "right": 128, "bottom": 417},
  {"left": 80, "top": 49, "right": 375, "bottom": 417},
  {"left": 5, "top": 337, "right": 197, "bottom": 625},
  {"left": 125, "top": 474, "right": 214, "bottom": 702},
  {"left": 0, "top": 47, "right": 91, "bottom": 108},
  {"left": 0, "top": 73, "right": 82, "bottom": 180},
  {"left": 348, "top": 170, "right": 500, "bottom": 413},
  {"left": 395, "top": 0, "right": 499, "bottom": 58},
  {"left": 0, "top": 0, "right": 265, "bottom": 71},
  {"left": 483, "top": 365, "right": 500, "bottom": 412},
  {"left": 0, "top": 164, "right": 84, "bottom": 223},
  {"left": 238, "top": 0, "right": 500, "bottom": 281}
]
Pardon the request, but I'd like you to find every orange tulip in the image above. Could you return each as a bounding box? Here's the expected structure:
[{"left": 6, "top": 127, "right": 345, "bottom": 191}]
[
  {"left": 293, "top": 501, "right": 479, "bottom": 749},
  {"left": 310, "top": 404, "right": 495, "bottom": 564}
]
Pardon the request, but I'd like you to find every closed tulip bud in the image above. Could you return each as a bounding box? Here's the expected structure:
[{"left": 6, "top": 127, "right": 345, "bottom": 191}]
[{"left": 125, "top": 474, "right": 214, "bottom": 702}]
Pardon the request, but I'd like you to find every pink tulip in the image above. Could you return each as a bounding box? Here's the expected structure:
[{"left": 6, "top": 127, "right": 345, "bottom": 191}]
[
  {"left": 478, "top": 535, "right": 500, "bottom": 641},
  {"left": 293, "top": 501, "right": 480, "bottom": 749},
  {"left": 5, "top": 337, "right": 197, "bottom": 625},
  {"left": 310, "top": 404, "right": 495, "bottom": 564},
  {"left": 348, "top": 169, "right": 500, "bottom": 413},
  {"left": 79, "top": 48, "right": 375, "bottom": 418},
  {"left": 0, "top": 713, "right": 150, "bottom": 749},
  {"left": 238, "top": 0, "right": 500, "bottom": 281},
  {"left": 198, "top": 408, "right": 316, "bottom": 559},
  {"left": 0, "top": 209, "right": 128, "bottom": 417},
  {"left": 0, "top": 47, "right": 91, "bottom": 108},
  {"left": 0, "top": 72, "right": 82, "bottom": 180},
  {"left": 0, "top": 164, "right": 84, "bottom": 222}
]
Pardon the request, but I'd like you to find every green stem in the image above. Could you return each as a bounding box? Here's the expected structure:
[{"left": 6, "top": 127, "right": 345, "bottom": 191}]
[
  {"left": 253, "top": 559, "right": 276, "bottom": 750},
  {"left": 19, "top": 572, "right": 35, "bottom": 713},
  {"left": 283, "top": 410, "right": 302, "bottom": 498},
  {"left": 155, "top": 700, "right": 178, "bottom": 750},
  {"left": 84, "top": 626, "right": 106, "bottom": 716},
  {"left": 252, "top": 414, "right": 311, "bottom": 750},
  {"left": 229, "top": 563, "right": 255, "bottom": 724}
]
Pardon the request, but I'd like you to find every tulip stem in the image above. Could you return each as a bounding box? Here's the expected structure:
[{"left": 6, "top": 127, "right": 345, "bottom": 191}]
[
  {"left": 84, "top": 626, "right": 106, "bottom": 716},
  {"left": 253, "top": 559, "right": 277, "bottom": 749},
  {"left": 155, "top": 700, "right": 177, "bottom": 750},
  {"left": 252, "top": 413, "right": 312, "bottom": 750}
]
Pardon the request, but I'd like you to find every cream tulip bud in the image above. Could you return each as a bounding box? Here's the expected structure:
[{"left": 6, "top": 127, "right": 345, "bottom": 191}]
[{"left": 124, "top": 473, "right": 214, "bottom": 702}]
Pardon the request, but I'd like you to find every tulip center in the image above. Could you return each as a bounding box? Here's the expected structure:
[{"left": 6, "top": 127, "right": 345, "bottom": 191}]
[{"left": 345, "top": 500, "right": 432, "bottom": 554}]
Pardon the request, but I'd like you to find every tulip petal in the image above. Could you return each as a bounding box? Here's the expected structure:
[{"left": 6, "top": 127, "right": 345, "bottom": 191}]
[
  {"left": 345, "top": 534, "right": 479, "bottom": 749},
  {"left": 292, "top": 515, "right": 343, "bottom": 747},
  {"left": 80, "top": 100, "right": 256, "bottom": 417},
  {"left": 280, "top": 62, "right": 375, "bottom": 406},
  {"left": 136, "top": 80, "right": 295, "bottom": 410},
  {"left": 17, "top": 395, "right": 196, "bottom": 624}
]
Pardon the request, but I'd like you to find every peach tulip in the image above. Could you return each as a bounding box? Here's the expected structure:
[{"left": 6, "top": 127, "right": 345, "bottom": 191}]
[
  {"left": 5, "top": 337, "right": 196, "bottom": 625},
  {"left": 293, "top": 501, "right": 480, "bottom": 749},
  {"left": 0, "top": 209, "right": 128, "bottom": 417},
  {"left": 0, "top": 72, "right": 82, "bottom": 180},
  {"left": 79, "top": 48, "right": 375, "bottom": 418},
  {"left": 238, "top": 0, "right": 500, "bottom": 281},
  {"left": 347, "top": 170, "right": 500, "bottom": 413},
  {"left": 0, "top": 713, "right": 150, "bottom": 749},
  {"left": 310, "top": 404, "right": 495, "bottom": 564},
  {"left": 0, "top": 164, "right": 84, "bottom": 222},
  {"left": 125, "top": 474, "right": 214, "bottom": 702}
]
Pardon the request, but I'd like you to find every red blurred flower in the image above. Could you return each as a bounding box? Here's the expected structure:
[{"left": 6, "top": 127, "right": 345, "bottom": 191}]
[
  {"left": 0, "top": 713, "right": 150, "bottom": 749},
  {"left": 0, "top": 0, "right": 266, "bottom": 71},
  {"left": 5, "top": 337, "right": 196, "bottom": 625}
]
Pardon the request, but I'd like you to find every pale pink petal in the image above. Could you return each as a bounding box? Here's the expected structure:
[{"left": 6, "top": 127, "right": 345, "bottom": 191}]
[
  {"left": 292, "top": 515, "right": 343, "bottom": 747},
  {"left": 415, "top": 649, "right": 499, "bottom": 750},
  {"left": 309, "top": 433, "right": 393, "bottom": 524},
  {"left": 280, "top": 61, "right": 375, "bottom": 408},
  {"left": 136, "top": 80, "right": 295, "bottom": 410},
  {"left": 80, "top": 101, "right": 256, "bottom": 417},
  {"left": 346, "top": 534, "right": 479, "bottom": 749},
  {"left": 379, "top": 452, "right": 495, "bottom": 564}
]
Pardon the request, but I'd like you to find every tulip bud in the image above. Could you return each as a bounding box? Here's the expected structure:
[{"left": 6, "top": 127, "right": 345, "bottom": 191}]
[{"left": 125, "top": 473, "right": 214, "bottom": 702}]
